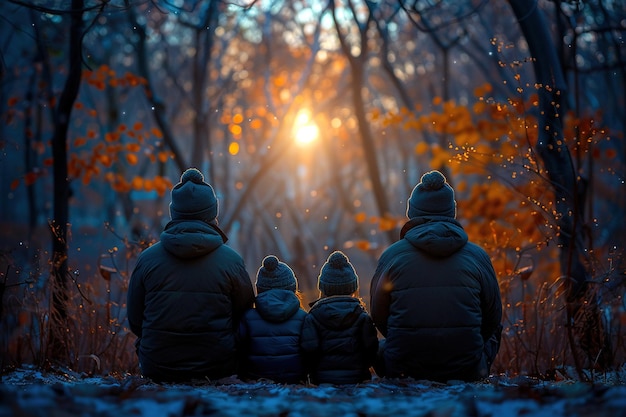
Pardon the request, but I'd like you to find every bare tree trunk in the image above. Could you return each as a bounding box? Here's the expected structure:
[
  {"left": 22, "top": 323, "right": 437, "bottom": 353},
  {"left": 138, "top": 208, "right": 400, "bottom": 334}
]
[
  {"left": 190, "top": 1, "right": 220, "bottom": 181},
  {"left": 331, "top": 0, "right": 394, "bottom": 243},
  {"left": 128, "top": 5, "right": 186, "bottom": 172},
  {"left": 48, "top": 0, "right": 84, "bottom": 363}
]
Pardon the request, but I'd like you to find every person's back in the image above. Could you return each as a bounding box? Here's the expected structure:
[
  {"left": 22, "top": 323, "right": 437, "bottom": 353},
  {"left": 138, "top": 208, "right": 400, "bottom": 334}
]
[
  {"left": 127, "top": 168, "right": 254, "bottom": 382},
  {"left": 370, "top": 170, "right": 502, "bottom": 382},
  {"left": 301, "top": 251, "right": 378, "bottom": 385},
  {"left": 239, "top": 255, "right": 307, "bottom": 384}
]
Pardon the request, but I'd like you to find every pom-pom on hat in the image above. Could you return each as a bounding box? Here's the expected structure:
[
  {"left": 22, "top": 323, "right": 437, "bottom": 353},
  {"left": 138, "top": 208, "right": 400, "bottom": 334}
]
[
  {"left": 318, "top": 251, "right": 359, "bottom": 296},
  {"left": 407, "top": 170, "right": 456, "bottom": 219},
  {"left": 169, "top": 168, "right": 219, "bottom": 221},
  {"left": 255, "top": 255, "right": 298, "bottom": 293}
]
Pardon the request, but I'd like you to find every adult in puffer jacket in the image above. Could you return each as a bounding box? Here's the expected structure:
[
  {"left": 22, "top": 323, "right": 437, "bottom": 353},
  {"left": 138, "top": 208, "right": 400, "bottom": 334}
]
[
  {"left": 370, "top": 170, "right": 503, "bottom": 382},
  {"left": 127, "top": 168, "right": 254, "bottom": 382},
  {"left": 238, "top": 255, "right": 307, "bottom": 384},
  {"left": 301, "top": 251, "right": 378, "bottom": 385}
]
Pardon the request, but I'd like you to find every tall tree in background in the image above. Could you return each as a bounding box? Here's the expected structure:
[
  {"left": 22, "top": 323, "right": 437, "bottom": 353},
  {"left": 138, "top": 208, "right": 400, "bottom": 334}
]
[
  {"left": 48, "top": 0, "right": 85, "bottom": 362},
  {"left": 506, "top": 0, "right": 611, "bottom": 373},
  {"left": 330, "top": 0, "right": 394, "bottom": 243}
]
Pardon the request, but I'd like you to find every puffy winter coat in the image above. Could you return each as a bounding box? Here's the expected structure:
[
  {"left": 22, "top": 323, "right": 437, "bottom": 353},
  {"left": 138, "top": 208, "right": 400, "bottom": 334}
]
[
  {"left": 238, "top": 289, "right": 307, "bottom": 384},
  {"left": 127, "top": 219, "right": 255, "bottom": 382},
  {"left": 370, "top": 217, "right": 502, "bottom": 382},
  {"left": 300, "top": 296, "right": 378, "bottom": 385}
]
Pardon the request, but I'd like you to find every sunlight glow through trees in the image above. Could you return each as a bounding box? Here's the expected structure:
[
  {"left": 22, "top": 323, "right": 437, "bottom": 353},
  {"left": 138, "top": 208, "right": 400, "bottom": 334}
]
[{"left": 293, "top": 110, "right": 319, "bottom": 146}]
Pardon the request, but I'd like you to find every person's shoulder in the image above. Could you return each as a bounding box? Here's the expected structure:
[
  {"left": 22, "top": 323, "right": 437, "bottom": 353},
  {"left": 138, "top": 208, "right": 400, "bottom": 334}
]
[
  {"left": 295, "top": 308, "right": 308, "bottom": 320},
  {"left": 381, "top": 238, "right": 410, "bottom": 255},
  {"left": 213, "top": 243, "right": 245, "bottom": 262},
  {"left": 243, "top": 307, "right": 262, "bottom": 321},
  {"left": 462, "top": 240, "right": 490, "bottom": 257},
  {"left": 378, "top": 238, "right": 415, "bottom": 264}
]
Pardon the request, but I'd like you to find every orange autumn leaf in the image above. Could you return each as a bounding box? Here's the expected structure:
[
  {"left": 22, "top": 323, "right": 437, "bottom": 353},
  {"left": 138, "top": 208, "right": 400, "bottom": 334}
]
[
  {"left": 105, "top": 132, "right": 120, "bottom": 142},
  {"left": 74, "top": 137, "right": 87, "bottom": 147},
  {"left": 415, "top": 141, "right": 430, "bottom": 156},
  {"left": 107, "top": 144, "right": 122, "bottom": 154},
  {"left": 93, "top": 80, "right": 105, "bottom": 91},
  {"left": 118, "top": 124, "right": 127, "bottom": 132},
  {"left": 7, "top": 97, "right": 19, "bottom": 107},
  {"left": 24, "top": 172, "right": 37, "bottom": 186},
  {"left": 379, "top": 217, "right": 397, "bottom": 232},
  {"left": 126, "top": 153, "right": 138, "bottom": 165},
  {"left": 154, "top": 176, "right": 170, "bottom": 196},
  {"left": 99, "top": 154, "right": 112, "bottom": 167},
  {"left": 126, "top": 143, "right": 141, "bottom": 152},
  {"left": 229, "top": 124, "right": 242, "bottom": 135},
  {"left": 354, "top": 212, "right": 367, "bottom": 223},
  {"left": 151, "top": 128, "right": 163, "bottom": 138},
  {"left": 606, "top": 148, "right": 617, "bottom": 159},
  {"left": 43, "top": 158, "right": 53, "bottom": 166},
  {"left": 220, "top": 113, "right": 231, "bottom": 125},
  {"left": 10, "top": 178, "right": 20, "bottom": 190},
  {"left": 473, "top": 101, "right": 487, "bottom": 115},
  {"left": 143, "top": 178, "right": 154, "bottom": 192},
  {"left": 355, "top": 240, "right": 371, "bottom": 251},
  {"left": 158, "top": 151, "right": 169, "bottom": 163},
  {"left": 232, "top": 114, "right": 244, "bottom": 124},
  {"left": 133, "top": 122, "right": 143, "bottom": 131},
  {"left": 131, "top": 176, "right": 143, "bottom": 190}
]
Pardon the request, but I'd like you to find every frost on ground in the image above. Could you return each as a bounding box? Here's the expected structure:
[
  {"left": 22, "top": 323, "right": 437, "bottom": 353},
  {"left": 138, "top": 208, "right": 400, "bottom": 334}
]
[{"left": 1, "top": 365, "right": 626, "bottom": 417}]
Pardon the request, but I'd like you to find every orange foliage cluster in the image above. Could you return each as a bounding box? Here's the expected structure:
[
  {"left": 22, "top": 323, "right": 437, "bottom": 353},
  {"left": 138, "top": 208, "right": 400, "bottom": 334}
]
[
  {"left": 219, "top": 105, "right": 271, "bottom": 155},
  {"left": 83, "top": 64, "right": 147, "bottom": 91},
  {"left": 67, "top": 119, "right": 173, "bottom": 195},
  {"left": 13, "top": 64, "right": 172, "bottom": 196},
  {"left": 104, "top": 171, "right": 172, "bottom": 195}
]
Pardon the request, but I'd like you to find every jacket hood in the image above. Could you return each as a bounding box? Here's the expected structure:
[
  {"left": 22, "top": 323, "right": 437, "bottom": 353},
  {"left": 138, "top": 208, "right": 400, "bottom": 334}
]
[
  {"left": 254, "top": 289, "right": 302, "bottom": 323},
  {"left": 401, "top": 217, "right": 468, "bottom": 257},
  {"left": 309, "top": 296, "right": 365, "bottom": 330},
  {"left": 160, "top": 219, "right": 227, "bottom": 259}
]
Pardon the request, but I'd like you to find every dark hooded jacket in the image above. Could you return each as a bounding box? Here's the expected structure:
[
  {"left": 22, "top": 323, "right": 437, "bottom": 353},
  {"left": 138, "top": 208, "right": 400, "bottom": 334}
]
[
  {"left": 127, "top": 219, "right": 255, "bottom": 382},
  {"left": 300, "top": 296, "right": 378, "bottom": 385},
  {"left": 370, "top": 217, "right": 502, "bottom": 382},
  {"left": 238, "top": 289, "right": 307, "bottom": 384}
]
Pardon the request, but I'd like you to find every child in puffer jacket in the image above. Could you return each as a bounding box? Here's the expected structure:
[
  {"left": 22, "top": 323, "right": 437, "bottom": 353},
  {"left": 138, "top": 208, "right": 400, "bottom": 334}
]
[
  {"left": 238, "top": 255, "right": 307, "bottom": 384},
  {"left": 301, "top": 251, "right": 378, "bottom": 385}
]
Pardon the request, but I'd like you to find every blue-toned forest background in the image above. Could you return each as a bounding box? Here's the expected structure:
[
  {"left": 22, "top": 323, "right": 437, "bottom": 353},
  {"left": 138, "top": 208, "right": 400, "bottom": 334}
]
[{"left": 0, "top": 0, "right": 624, "bottom": 380}]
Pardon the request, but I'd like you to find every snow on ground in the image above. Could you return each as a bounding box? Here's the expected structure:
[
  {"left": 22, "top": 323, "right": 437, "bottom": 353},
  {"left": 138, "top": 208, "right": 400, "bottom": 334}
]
[{"left": 1, "top": 366, "right": 626, "bottom": 417}]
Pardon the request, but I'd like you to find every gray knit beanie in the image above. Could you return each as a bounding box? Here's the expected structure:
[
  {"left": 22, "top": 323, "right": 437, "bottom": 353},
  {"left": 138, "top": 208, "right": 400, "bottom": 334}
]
[
  {"left": 318, "top": 251, "right": 358, "bottom": 296},
  {"left": 255, "top": 255, "right": 298, "bottom": 293},
  {"left": 169, "top": 168, "right": 219, "bottom": 221},
  {"left": 407, "top": 170, "right": 456, "bottom": 219}
]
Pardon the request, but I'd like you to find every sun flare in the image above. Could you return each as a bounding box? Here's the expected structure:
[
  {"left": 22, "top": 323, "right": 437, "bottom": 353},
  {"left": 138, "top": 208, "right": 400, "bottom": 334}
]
[
  {"left": 293, "top": 110, "right": 319, "bottom": 146},
  {"left": 295, "top": 124, "right": 320, "bottom": 145}
]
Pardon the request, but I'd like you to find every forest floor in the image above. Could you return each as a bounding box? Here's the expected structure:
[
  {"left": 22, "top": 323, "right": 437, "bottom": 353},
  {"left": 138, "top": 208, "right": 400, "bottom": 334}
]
[{"left": 1, "top": 365, "right": 626, "bottom": 417}]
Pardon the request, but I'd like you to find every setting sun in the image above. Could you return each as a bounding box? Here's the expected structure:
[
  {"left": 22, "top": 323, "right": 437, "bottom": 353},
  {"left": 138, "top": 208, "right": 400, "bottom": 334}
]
[{"left": 293, "top": 110, "right": 319, "bottom": 146}]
